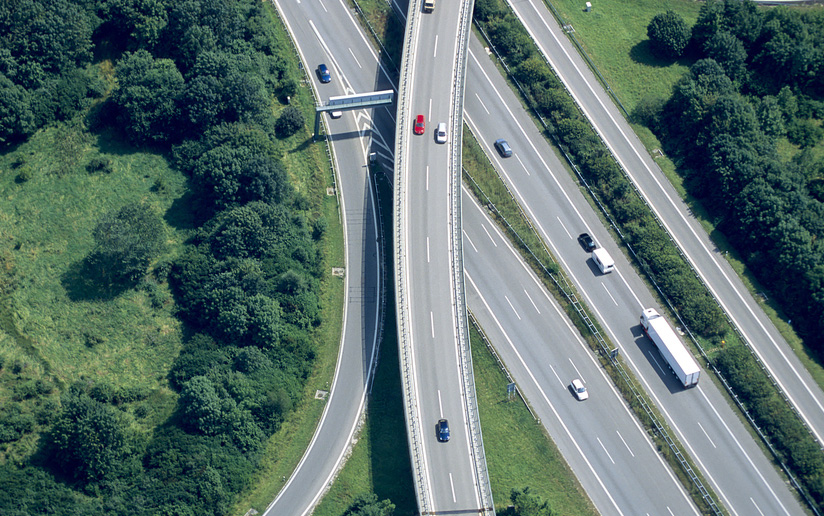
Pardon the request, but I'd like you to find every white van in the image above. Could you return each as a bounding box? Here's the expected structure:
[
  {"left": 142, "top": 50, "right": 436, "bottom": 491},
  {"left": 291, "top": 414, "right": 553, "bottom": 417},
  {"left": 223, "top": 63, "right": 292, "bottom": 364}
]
[{"left": 591, "top": 247, "right": 614, "bottom": 274}]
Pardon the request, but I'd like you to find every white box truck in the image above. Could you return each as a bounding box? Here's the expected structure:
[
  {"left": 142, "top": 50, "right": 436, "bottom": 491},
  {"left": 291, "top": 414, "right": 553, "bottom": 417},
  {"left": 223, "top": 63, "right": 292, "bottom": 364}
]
[
  {"left": 591, "top": 247, "right": 614, "bottom": 274},
  {"left": 640, "top": 308, "right": 700, "bottom": 388}
]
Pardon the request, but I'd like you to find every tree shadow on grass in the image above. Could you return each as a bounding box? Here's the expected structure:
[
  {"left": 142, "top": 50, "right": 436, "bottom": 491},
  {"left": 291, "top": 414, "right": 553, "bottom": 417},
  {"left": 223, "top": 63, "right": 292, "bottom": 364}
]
[
  {"left": 629, "top": 40, "right": 691, "bottom": 69},
  {"left": 164, "top": 186, "right": 204, "bottom": 231},
  {"left": 62, "top": 256, "right": 134, "bottom": 302}
]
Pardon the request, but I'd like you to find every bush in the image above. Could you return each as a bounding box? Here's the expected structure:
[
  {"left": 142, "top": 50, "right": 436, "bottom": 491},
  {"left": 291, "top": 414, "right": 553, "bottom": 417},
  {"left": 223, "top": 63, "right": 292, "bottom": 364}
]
[
  {"left": 86, "top": 156, "right": 113, "bottom": 174},
  {"left": 275, "top": 106, "right": 304, "bottom": 138},
  {"left": 787, "top": 119, "right": 823, "bottom": 148},
  {"left": 88, "top": 202, "right": 166, "bottom": 286},
  {"left": 647, "top": 11, "right": 690, "bottom": 60},
  {"left": 14, "top": 166, "right": 32, "bottom": 183},
  {"left": 47, "top": 392, "right": 135, "bottom": 483}
]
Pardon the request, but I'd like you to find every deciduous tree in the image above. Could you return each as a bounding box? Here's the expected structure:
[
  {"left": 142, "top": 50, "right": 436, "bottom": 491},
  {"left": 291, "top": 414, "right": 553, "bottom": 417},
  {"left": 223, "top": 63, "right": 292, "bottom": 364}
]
[
  {"left": 112, "top": 49, "right": 185, "bottom": 144},
  {"left": 647, "top": 11, "right": 690, "bottom": 59},
  {"left": 48, "top": 392, "right": 134, "bottom": 483},
  {"left": 89, "top": 202, "right": 166, "bottom": 285}
]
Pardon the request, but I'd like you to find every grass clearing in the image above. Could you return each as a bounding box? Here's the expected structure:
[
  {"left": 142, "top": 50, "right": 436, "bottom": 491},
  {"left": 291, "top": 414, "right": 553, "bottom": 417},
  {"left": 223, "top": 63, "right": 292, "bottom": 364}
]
[
  {"left": 545, "top": 0, "right": 701, "bottom": 114},
  {"left": 0, "top": 115, "right": 189, "bottom": 458}
]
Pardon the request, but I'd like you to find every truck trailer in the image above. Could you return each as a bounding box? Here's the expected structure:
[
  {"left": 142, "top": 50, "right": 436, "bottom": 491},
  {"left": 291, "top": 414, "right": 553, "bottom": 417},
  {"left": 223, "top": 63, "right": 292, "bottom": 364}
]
[{"left": 640, "top": 308, "right": 700, "bottom": 388}]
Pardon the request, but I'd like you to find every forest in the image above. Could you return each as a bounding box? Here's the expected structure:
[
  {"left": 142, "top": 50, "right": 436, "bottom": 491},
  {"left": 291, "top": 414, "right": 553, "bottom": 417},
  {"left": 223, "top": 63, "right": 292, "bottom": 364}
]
[
  {"left": 647, "top": 0, "right": 824, "bottom": 353},
  {"left": 0, "top": 0, "right": 338, "bottom": 514}
]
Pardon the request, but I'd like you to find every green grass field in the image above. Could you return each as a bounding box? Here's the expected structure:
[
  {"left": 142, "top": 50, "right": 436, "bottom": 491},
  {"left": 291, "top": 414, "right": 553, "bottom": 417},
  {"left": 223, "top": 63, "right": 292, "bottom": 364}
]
[
  {"left": 0, "top": 117, "right": 189, "bottom": 462},
  {"left": 546, "top": 0, "right": 702, "bottom": 114}
]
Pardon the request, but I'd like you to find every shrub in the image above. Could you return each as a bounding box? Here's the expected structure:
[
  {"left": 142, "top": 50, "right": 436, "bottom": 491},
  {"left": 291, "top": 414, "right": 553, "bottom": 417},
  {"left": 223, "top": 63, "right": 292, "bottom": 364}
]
[
  {"left": 47, "top": 392, "right": 135, "bottom": 483},
  {"left": 88, "top": 202, "right": 166, "bottom": 286},
  {"left": 86, "top": 156, "right": 113, "bottom": 174},
  {"left": 647, "top": 11, "right": 690, "bottom": 59},
  {"left": 275, "top": 106, "right": 304, "bottom": 138}
]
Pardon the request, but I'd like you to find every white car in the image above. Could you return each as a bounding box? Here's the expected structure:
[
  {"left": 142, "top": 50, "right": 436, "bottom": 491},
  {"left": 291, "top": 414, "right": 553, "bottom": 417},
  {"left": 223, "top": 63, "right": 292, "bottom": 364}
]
[
  {"left": 570, "top": 378, "right": 588, "bottom": 401},
  {"left": 329, "top": 110, "right": 342, "bottom": 119},
  {"left": 435, "top": 122, "right": 447, "bottom": 144}
]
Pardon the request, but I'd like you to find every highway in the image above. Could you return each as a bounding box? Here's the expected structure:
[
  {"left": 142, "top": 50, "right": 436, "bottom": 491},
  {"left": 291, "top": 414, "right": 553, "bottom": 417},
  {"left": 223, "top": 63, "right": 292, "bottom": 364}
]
[
  {"left": 461, "top": 26, "right": 805, "bottom": 516},
  {"left": 265, "top": 0, "right": 815, "bottom": 514},
  {"left": 393, "top": 0, "right": 492, "bottom": 511},
  {"left": 505, "top": 0, "right": 824, "bottom": 444},
  {"left": 260, "top": 0, "right": 392, "bottom": 513},
  {"left": 463, "top": 190, "right": 699, "bottom": 516}
]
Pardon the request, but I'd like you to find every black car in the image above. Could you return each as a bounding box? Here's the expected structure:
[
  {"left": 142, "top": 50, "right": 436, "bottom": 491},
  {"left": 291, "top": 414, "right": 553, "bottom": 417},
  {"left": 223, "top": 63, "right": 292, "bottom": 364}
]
[
  {"left": 317, "top": 64, "right": 331, "bottom": 83},
  {"left": 437, "top": 419, "right": 450, "bottom": 442},
  {"left": 494, "top": 139, "right": 512, "bottom": 157},
  {"left": 578, "top": 233, "right": 596, "bottom": 252}
]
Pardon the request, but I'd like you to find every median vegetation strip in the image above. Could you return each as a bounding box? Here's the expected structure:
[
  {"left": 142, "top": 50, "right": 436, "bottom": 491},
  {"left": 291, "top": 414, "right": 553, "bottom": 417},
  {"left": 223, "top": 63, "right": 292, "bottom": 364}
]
[
  {"left": 469, "top": 320, "right": 599, "bottom": 516},
  {"left": 351, "top": 0, "right": 721, "bottom": 514}
]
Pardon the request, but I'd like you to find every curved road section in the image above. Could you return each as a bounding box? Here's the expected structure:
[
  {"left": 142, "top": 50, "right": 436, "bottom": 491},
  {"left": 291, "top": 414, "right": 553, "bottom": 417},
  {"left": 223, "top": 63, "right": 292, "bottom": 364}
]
[
  {"left": 261, "top": 0, "right": 391, "bottom": 513},
  {"left": 393, "top": 0, "right": 493, "bottom": 513}
]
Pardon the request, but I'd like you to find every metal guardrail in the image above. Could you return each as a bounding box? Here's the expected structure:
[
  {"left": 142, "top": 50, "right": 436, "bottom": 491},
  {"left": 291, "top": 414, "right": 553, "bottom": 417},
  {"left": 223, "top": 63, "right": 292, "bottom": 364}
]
[
  {"left": 349, "top": 0, "right": 400, "bottom": 76},
  {"left": 392, "top": 0, "right": 431, "bottom": 511},
  {"left": 393, "top": 0, "right": 495, "bottom": 512},
  {"left": 368, "top": 170, "right": 389, "bottom": 395},
  {"left": 469, "top": 310, "right": 540, "bottom": 422},
  {"left": 463, "top": 152, "right": 722, "bottom": 514},
  {"left": 449, "top": 0, "right": 495, "bottom": 512}
]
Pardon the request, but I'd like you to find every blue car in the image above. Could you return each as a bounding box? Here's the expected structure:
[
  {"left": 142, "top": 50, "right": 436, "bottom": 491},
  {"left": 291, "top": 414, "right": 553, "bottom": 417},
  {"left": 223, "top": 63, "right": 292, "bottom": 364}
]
[
  {"left": 494, "top": 138, "right": 512, "bottom": 157},
  {"left": 437, "top": 419, "right": 450, "bottom": 442},
  {"left": 317, "top": 64, "right": 331, "bottom": 83}
]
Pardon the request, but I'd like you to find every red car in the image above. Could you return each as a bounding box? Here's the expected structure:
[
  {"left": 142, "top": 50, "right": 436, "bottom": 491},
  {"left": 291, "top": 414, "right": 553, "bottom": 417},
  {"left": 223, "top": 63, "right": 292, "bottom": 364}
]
[{"left": 414, "top": 114, "right": 425, "bottom": 135}]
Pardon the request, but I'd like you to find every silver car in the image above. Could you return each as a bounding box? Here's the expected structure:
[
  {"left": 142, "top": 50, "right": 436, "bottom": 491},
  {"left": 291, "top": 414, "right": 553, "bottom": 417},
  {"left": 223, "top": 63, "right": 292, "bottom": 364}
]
[
  {"left": 435, "top": 122, "right": 447, "bottom": 144},
  {"left": 570, "top": 378, "right": 588, "bottom": 401}
]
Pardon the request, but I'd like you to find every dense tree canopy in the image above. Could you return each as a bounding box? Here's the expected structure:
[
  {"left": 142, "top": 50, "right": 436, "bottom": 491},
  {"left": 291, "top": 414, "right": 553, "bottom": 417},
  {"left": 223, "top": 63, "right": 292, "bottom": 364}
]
[
  {"left": 112, "top": 49, "right": 185, "bottom": 144},
  {"left": 47, "top": 392, "right": 136, "bottom": 483},
  {"left": 501, "top": 488, "right": 555, "bottom": 516},
  {"left": 0, "top": 0, "right": 338, "bottom": 514},
  {"left": 342, "top": 493, "right": 396, "bottom": 516}
]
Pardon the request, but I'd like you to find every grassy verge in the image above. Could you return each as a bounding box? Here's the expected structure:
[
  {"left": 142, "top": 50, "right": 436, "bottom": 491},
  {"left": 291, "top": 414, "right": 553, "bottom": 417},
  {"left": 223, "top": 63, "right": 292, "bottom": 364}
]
[
  {"left": 328, "top": 1, "right": 719, "bottom": 513},
  {"left": 229, "top": 182, "right": 346, "bottom": 514},
  {"left": 227, "top": 4, "right": 352, "bottom": 514},
  {"left": 548, "top": 0, "right": 824, "bottom": 429},
  {"left": 545, "top": 0, "right": 702, "bottom": 114},
  {"left": 546, "top": 0, "right": 824, "bottom": 384},
  {"left": 347, "top": 0, "right": 404, "bottom": 74}
]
